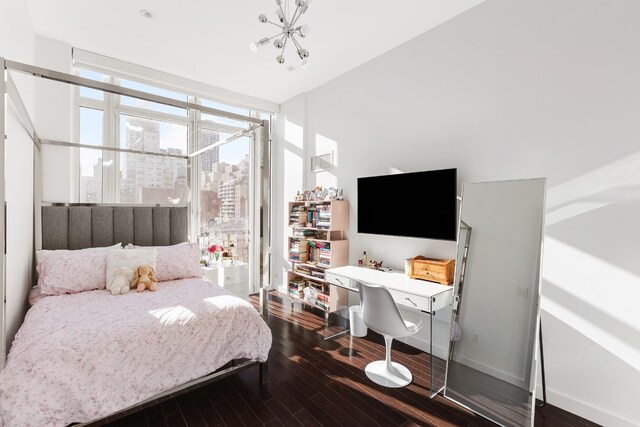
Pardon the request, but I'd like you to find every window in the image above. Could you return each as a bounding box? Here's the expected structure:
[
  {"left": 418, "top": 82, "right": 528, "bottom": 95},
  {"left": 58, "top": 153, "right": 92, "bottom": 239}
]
[
  {"left": 198, "top": 131, "right": 251, "bottom": 263},
  {"left": 79, "top": 107, "right": 103, "bottom": 202},
  {"left": 78, "top": 69, "right": 104, "bottom": 100},
  {"left": 201, "top": 99, "right": 251, "bottom": 131},
  {"left": 77, "top": 67, "right": 193, "bottom": 204},
  {"left": 75, "top": 65, "right": 271, "bottom": 273},
  {"left": 120, "top": 79, "right": 188, "bottom": 117}
]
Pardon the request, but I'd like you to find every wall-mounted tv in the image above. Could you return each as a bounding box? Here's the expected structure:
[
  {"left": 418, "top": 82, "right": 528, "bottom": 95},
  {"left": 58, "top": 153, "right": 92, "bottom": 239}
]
[{"left": 357, "top": 168, "right": 457, "bottom": 241}]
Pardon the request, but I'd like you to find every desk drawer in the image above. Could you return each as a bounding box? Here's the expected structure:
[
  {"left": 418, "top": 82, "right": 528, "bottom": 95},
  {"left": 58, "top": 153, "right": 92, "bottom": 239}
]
[
  {"left": 388, "top": 288, "right": 431, "bottom": 312},
  {"left": 325, "top": 273, "right": 357, "bottom": 290}
]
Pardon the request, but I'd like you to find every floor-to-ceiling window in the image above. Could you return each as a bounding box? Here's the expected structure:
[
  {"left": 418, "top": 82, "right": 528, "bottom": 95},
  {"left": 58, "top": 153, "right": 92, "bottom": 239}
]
[{"left": 74, "top": 62, "right": 271, "bottom": 297}]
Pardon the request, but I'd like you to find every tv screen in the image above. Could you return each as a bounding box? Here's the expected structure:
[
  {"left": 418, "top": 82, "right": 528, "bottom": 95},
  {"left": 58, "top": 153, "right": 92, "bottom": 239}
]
[{"left": 357, "top": 168, "right": 457, "bottom": 240}]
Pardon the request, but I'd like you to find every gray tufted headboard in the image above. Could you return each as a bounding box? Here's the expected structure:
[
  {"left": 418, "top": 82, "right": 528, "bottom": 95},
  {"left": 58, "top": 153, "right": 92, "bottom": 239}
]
[{"left": 41, "top": 206, "right": 188, "bottom": 250}]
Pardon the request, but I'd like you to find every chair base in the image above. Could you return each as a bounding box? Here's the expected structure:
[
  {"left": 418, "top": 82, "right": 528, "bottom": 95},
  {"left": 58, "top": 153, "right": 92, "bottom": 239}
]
[{"left": 365, "top": 360, "right": 413, "bottom": 388}]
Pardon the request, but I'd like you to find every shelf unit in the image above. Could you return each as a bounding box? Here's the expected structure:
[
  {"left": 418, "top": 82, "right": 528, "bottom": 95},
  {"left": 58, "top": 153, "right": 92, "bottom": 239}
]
[{"left": 287, "top": 200, "right": 349, "bottom": 315}]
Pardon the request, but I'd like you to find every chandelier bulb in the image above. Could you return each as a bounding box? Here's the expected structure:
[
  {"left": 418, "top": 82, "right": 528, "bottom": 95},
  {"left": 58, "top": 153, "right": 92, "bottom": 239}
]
[
  {"left": 295, "top": 0, "right": 306, "bottom": 7},
  {"left": 299, "top": 24, "right": 310, "bottom": 38},
  {"left": 274, "top": 39, "right": 284, "bottom": 49},
  {"left": 275, "top": 8, "right": 285, "bottom": 22},
  {"left": 258, "top": 14, "right": 268, "bottom": 24},
  {"left": 297, "top": 49, "right": 309, "bottom": 60},
  {"left": 276, "top": 55, "right": 285, "bottom": 64},
  {"left": 275, "top": 0, "right": 282, "bottom": 5}
]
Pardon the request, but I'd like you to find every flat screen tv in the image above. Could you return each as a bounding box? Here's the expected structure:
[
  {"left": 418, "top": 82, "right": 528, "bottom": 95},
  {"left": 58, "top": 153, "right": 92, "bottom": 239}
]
[{"left": 357, "top": 168, "right": 457, "bottom": 240}]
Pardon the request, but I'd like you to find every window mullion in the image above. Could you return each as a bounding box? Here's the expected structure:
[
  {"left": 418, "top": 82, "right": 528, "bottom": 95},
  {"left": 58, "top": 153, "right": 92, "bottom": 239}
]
[{"left": 107, "top": 76, "right": 118, "bottom": 203}]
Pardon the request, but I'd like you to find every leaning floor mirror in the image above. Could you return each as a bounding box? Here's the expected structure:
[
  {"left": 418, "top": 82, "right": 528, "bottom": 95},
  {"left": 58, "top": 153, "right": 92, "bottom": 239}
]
[{"left": 445, "top": 178, "right": 546, "bottom": 427}]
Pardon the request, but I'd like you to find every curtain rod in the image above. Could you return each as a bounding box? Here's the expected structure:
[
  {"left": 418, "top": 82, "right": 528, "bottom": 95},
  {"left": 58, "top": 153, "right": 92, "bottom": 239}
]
[{"left": 5, "top": 60, "right": 264, "bottom": 126}]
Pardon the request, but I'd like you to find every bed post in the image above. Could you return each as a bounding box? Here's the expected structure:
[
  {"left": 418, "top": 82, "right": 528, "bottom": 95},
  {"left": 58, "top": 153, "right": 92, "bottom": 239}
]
[
  {"left": 0, "top": 57, "right": 6, "bottom": 369},
  {"left": 259, "top": 361, "right": 268, "bottom": 385}
]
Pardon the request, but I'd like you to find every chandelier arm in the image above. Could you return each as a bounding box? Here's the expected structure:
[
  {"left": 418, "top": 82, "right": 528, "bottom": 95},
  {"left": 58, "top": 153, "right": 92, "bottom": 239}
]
[
  {"left": 266, "top": 19, "right": 285, "bottom": 29},
  {"left": 290, "top": 5, "right": 305, "bottom": 27},
  {"left": 268, "top": 32, "right": 285, "bottom": 41},
  {"left": 290, "top": 34, "right": 303, "bottom": 51},
  {"left": 278, "top": 2, "right": 288, "bottom": 25},
  {"left": 281, "top": 35, "right": 289, "bottom": 54},
  {"left": 289, "top": 6, "right": 301, "bottom": 27}
]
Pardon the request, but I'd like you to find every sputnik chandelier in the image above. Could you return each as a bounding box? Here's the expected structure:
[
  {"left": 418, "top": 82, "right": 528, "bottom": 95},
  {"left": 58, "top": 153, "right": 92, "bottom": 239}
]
[{"left": 250, "top": 0, "right": 312, "bottom": 66}]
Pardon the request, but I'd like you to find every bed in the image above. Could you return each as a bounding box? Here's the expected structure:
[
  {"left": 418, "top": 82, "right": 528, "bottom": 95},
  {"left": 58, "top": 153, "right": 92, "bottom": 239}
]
[{"left": 0, "top": 206, "right": 272, "bottom": 427}]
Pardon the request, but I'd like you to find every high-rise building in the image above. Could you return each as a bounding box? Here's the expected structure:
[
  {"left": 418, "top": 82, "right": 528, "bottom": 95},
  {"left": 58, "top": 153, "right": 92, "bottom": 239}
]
[
  {"left": 80, "top": 156, "right": 102, "bottom": 203},
  {"left": 121, "top": 117, "right": 187, "bottom": 203},
  {"left": 200, "top": 131, "right": 220, "bottom": 173}
]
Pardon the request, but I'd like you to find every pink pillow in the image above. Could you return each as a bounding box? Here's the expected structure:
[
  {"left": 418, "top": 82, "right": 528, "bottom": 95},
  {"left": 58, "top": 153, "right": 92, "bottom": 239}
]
[
  {"left": 126, "top": 243, "right": 201, "bottom": 282},
  {"left": 36, "top": 244, "right": 121, "bottom": 295},
  {"left": 37, "top": 251, "right": 108, "bottom": 295}
]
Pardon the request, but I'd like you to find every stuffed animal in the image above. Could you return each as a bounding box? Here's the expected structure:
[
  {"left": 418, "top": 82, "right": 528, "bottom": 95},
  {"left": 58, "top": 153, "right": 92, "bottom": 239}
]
[
  {"left": 131, "top": 265, "right": 158, "bottom": 292},
  {"left": 107, "top": 266, "right": 132, "bottom": 295},
  {"left": 369, "top": 260, "right": 384, "bottom": 271}
]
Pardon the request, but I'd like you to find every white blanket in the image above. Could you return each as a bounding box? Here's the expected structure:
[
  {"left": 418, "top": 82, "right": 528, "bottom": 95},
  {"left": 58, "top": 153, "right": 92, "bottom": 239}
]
[{"left": 0, "top": 278, "right": 272, "bottom": 426}]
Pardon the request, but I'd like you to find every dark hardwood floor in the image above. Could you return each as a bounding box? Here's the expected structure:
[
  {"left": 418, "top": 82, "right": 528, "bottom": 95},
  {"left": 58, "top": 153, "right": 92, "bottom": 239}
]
[{"left": 103, "top": 292, "right": 600, "bottom": 427}]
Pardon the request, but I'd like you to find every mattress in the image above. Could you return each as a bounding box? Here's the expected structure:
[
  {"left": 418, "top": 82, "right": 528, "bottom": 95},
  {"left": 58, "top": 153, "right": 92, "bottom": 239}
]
[{"left": 0, "top": 278, "right": 272, "bottom": 427}]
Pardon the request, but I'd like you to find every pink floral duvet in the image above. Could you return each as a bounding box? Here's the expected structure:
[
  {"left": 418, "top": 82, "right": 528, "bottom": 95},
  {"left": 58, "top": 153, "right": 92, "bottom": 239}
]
[{"left": 0, "top": 278, "right": 272, "bottom": 427}]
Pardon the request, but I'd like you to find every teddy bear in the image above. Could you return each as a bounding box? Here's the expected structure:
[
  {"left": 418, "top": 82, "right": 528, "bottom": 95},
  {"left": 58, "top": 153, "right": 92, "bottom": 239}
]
[
  {"left": 131, "top": 265, "right": 158, "bottom": 292},
  {"left": 107, "top": 266, "right": 132, "bottom": 295}
]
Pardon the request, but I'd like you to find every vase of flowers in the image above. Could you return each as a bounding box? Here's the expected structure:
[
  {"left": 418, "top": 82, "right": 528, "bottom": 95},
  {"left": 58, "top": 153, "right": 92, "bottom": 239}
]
[{"left": 207, "top": 244, "right": 224, "bottom": 266}]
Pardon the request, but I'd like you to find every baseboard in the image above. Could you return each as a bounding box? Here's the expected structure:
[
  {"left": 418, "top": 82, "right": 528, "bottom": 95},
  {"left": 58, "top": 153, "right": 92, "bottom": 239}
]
[
  {"left": 398, "top": 334, "right": 449, "bottom": 360},
  {"left": 452, "top": 354, "right": 527, "bottom": 389},
  {"left": 538, "top": 386, "right": 639, "bottom": 427}
]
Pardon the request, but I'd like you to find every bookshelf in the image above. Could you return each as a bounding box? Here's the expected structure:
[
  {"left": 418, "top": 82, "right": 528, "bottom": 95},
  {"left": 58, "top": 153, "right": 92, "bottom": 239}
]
[{"left": 287, "top": 200, "right": 349, "bottom": 314}]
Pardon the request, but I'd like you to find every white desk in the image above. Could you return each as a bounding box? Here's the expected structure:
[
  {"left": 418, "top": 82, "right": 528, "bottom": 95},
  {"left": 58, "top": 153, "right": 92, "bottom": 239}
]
[
  {"left": 325, "top": 265, "right": 453, "bottom": 314},
  {"left": 325, "top": 265, "right": 453, "bottom": 398}
]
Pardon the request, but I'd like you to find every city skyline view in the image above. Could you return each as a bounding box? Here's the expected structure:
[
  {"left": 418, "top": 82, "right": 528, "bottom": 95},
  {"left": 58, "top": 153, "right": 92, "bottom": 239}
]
[{"left": 78, "top": 69, "right": 259, "bottom": 263}]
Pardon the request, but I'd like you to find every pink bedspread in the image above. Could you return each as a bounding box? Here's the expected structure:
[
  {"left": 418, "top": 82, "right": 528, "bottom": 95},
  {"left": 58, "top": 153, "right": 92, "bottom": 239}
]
[{"left": 0, "top": 278, "right": 272, "bottom": 427}]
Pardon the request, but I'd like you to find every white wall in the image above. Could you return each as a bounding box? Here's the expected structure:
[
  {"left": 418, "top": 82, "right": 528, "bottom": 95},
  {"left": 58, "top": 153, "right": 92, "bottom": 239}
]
[
  {"left": 0, "top": 0, "right": 36, "bottom": 356},
  {"left": 273, "top": 0, "right": 640, "bottom": 425},
  {"left": 272, "top": 94, "right": 307, "bottom": 290}
]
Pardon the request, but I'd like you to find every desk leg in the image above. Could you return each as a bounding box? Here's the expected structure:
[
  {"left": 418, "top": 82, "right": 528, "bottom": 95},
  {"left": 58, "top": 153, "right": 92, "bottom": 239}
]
[
  {"left": 427, "top": 309, "right": 447, "bottom": 398},
  {"left": 323, "top": 309, "right": 350, "bottom": 341}
]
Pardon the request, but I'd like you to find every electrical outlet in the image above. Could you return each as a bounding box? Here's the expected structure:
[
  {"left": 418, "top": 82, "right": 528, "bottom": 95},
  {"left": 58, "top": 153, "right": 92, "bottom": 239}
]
[
  {"left": 473, "top": 333, "right": 479, "bottom": 343},
  {"left": 517, "top": 287, "right": 529, "bottom": 297}
]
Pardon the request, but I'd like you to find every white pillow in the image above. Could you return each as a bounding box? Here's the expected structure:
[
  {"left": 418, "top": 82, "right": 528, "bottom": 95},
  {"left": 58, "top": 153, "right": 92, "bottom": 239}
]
[
  {"left": 125, "top": 242, "right": 201, "bottom": 282},
  {"left": 106, "top": 248, "right": 157, "bottom": 286}
]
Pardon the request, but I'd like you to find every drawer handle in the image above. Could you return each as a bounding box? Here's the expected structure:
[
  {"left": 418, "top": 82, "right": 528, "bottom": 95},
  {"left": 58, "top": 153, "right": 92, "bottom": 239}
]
[
  {"left": 335, "top": 278, "right": 343, "bottom": 285},
  {"left": 405, "top": 297, "right": 417, "bottom": 307}
]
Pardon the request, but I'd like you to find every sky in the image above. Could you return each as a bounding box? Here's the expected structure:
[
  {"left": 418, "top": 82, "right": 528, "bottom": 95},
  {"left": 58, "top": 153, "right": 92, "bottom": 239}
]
[{"left": 78, "top": 69, "right": 260, "bottom": 177}]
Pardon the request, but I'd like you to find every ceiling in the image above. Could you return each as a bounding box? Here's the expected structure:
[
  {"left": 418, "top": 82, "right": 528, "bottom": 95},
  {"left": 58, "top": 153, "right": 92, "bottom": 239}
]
[{"left": 25, "top": 0, "right": 484, "bottom": 105}]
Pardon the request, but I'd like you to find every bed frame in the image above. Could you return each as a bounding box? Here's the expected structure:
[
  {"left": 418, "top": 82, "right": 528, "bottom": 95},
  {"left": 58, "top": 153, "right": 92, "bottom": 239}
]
[{"left": 41, "top": 205, "right": 268, "bottom": 426}]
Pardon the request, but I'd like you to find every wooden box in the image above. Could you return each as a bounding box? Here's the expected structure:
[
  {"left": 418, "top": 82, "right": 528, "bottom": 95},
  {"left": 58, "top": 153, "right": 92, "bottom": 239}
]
[{"left": 409, "top": 256, "right": 455, "bottom": 285}]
